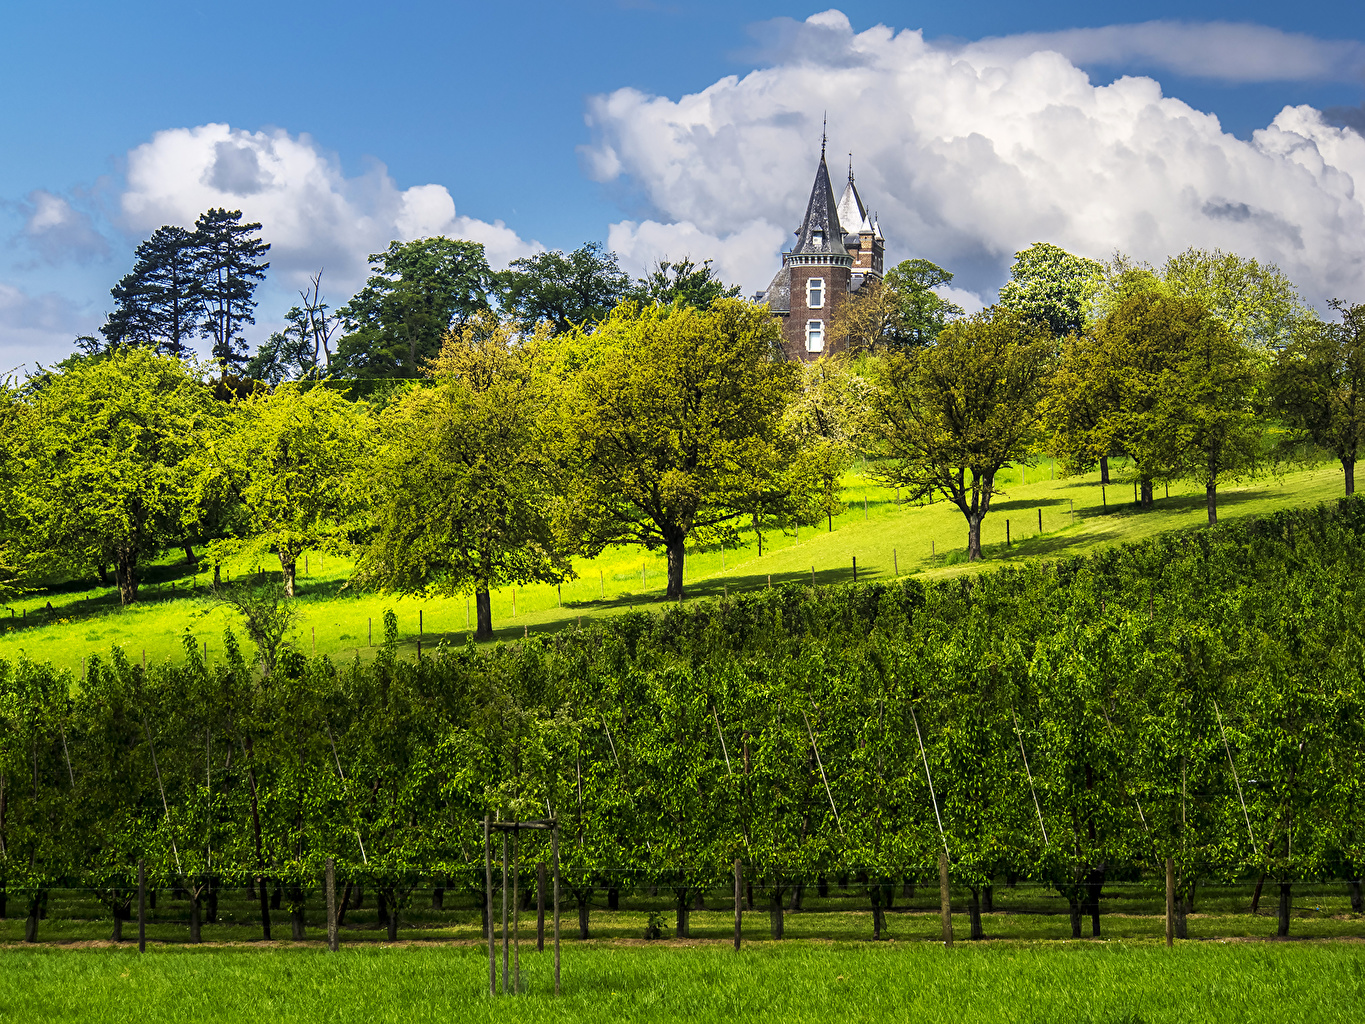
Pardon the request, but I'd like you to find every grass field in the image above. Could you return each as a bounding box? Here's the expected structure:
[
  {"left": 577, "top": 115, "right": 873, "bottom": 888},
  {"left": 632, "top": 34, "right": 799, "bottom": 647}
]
[
  {"left": 2, "top": 936, "right": 1363, "bottom": 1023},
  {"left": 0, "top": 459, "right": 1349, "bottom": 677}
]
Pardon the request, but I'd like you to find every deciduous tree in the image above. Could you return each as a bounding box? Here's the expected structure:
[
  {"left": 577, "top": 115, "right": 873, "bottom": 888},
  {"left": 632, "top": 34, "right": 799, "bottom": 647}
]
[
  {"left": 1270, "top": 301, "right": 1365, "bottom": 495},
  {"left": 553, "top": 300, "right": 799, "bottom": 599},
  {"left": 871, "top": 308, "right": 1054, "bottom": 560}
]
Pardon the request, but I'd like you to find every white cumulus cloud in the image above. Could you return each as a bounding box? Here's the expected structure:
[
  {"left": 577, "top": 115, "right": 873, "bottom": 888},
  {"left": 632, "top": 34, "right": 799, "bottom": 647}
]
[
  {"left": 121, "top": 123, "right": 543, "bottom": 297},
  {"left": 15, "top": 190, "right": 110, "bottom": 265},
  {"left": 582, "top": 10, "right": 1365, "bottom": 306}
]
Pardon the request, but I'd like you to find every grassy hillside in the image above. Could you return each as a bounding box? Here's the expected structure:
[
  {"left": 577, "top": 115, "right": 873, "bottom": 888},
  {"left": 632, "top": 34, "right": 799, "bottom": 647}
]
[{"left": 0, "top": 459, "right": 1348, "bottom": 677}]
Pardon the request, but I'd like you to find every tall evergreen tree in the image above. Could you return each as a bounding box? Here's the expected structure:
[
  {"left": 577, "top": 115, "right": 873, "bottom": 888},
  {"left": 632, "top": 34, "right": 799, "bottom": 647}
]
[
  {"left": 99, "top": 226, "right": 207, "bottom": 355},
  {"left": 194, "top": 208, "right": 270, "bottom": 374}
]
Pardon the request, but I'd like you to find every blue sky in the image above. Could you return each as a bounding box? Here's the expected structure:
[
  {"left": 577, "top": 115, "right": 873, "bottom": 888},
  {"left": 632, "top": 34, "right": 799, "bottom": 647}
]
[{"left": 4, "top": 1, "right": 1365, "bottom": 368}]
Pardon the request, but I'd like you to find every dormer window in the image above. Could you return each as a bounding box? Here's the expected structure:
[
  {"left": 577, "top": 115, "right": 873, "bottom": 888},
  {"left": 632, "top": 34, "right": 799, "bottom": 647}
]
[
  {"left": 807, "top": 277, "right": 824, "bottom": 309},
  {"left": 812, "top": 229, "right": 824, "bottom": 247}
]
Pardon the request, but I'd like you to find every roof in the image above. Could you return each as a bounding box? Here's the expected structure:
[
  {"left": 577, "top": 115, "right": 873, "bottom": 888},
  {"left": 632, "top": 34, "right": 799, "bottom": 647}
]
[
  {"left": 760, "top": 265, "right": 790, "bottom": 312},
  {"left": 836, "top": 169, "right": 870, "bottom": 235},
  {"left": 789, "top": 153, "right": 849, "bottom": 258}
]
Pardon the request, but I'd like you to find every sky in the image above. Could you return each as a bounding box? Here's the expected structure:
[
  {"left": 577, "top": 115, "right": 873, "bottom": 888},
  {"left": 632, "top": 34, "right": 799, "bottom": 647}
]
[{"left": 4, "top": 0, "right": 1365, "bottom": 370}]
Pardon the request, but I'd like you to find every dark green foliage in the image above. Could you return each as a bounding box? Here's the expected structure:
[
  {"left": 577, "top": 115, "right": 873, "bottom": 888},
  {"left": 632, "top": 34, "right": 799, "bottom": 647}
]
[
  {"left": 630, "top": 257, "right": 740, "bottom": 309},
  {"left": 3, "top": 499, "right": 1364, "bottom": 941},
  {"left": 333, "top": 238, "right": 493, "bottom": 378},
  {"left": 495, "top": 242, "right": 630, "bottom": 333},
  {"left": 194, "top": 209, "right": 271, "bottom": 373}
]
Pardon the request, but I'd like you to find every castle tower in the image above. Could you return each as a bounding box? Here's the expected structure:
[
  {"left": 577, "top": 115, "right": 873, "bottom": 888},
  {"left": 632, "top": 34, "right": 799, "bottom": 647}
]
[{"left": 759, "top": 145, "right": 885, "bottom": 361}]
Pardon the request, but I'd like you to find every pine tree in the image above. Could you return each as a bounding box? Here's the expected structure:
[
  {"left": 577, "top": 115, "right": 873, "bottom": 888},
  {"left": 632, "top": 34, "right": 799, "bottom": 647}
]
[
  {"left": 194, "top": 208, "right": 270, "bottom": 374},
  {"left": 141, "top": 225, "right": 205, "bottom": 357},
  {"left": 99, "top": 226, "right": 206, "bottom": 355}
]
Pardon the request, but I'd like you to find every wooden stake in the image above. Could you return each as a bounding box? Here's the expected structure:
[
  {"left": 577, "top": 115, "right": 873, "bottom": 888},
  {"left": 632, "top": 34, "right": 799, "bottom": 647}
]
[
  {"left": 326, "top": 857, "right": 338, "bottom": 952},
  {"left": 138, "top": 859, "right": 147, "bottom": 953},
  {"left": 502, "top": 832, "right": 509, "bottom": 993},
  {"left": 1006, "top": 520, "right": 1011, "bottom": 546},
  {"left": 1038, "top": 508, "right": 1042, "bottom": 532},
  {"left": 852, "top": 556, "right": 857, "bottom": 582},
  {"left": 939, "top": 850, "right": 953, "bottom": 948},
  {"left": 485, "top": 816, "right": 494, "bottom": 996},
  {"left": 368, "top": 618, "right": 372, "bottom": 647},
  {"left": 1165, "top": 856, "right": 1175, "bottom": 947},
  {"left": 553, "top": 827, "right": 561, "bottom": 996},
  {"left": 537, "top": 861, "right": 546, "bottom": 952},
  {"left": 513, "top": 827, "right": 520, "bottom": 994},
  {"left": 734, "top": 859, "right": 743, "bottom": 951},
  {"left": 894, "top": 550, "right": 898, "bottom": 576}
]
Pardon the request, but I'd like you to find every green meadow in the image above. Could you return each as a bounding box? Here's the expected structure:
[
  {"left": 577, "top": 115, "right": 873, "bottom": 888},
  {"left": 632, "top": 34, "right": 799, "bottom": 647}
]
[
  {"left": 0, "top": 459, "right": 1348, "bottom": 677},
  {"left": 1, "top": 938, "right": 1362, "bottom": 1023}
]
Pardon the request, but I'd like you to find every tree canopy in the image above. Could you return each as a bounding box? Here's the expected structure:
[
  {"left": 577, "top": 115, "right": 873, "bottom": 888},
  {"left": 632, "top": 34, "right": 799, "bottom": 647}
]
[
  {"left": 552, "top": 299, "right": 801, "bottom": 599},
  {"left": 334, "top": 238, "right": 493, "bottom": 377},
  {"left": 871, "top": 308, "right": 1055, "bottom": 560},
  {"left": 495, "top": 242, "right": 630, "bottom": 334}
]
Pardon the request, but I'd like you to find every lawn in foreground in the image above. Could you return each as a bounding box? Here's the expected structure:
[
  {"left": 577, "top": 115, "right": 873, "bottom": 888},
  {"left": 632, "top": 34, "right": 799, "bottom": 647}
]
[{"left": 1, "top": 940, "right": 1362, "bottom": 1023}]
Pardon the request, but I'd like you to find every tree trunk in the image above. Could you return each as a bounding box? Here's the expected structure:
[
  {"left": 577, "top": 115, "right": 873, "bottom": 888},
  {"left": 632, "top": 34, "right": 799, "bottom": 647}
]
[
  {"left": 1100, "top": 456, "right": 1110, "bottom": 484},
  {"left": 24, "top": 892, "right": 40, "bottom": 943},
  {"left": 1067, "top": 893, "right": 1082, "bottom": 938},
  {"left": 475, "top": 588, "right": 493, "bottom": 640},
  {"left": 271, "top": 881, "right": 282, "bottom": 910},
  {"left": 607, "top": 887, "right": 618, "bottom": 910},
  {"left": 431, "top": 885, "right": 444, "bottom": 910},
  {"left": 1140, "top": 478, "right": 1154, "bottom": 509},
  {"left": 967, "top": 514, "right": 983, "bottom": 561},
  {"left": 694, "top": 890, "right": 705, "bottom": 911},
  {"left": 675, "top": 890, "right": 690, "bottom": 938},
  {"left": 290, "top": 883, "right": 305, "bottom": 940},
  {"left": 788, "top": 882, "right": 803, "bottom": 912},
  {"left": 666, "top": 536, "right": 685, "bottom": 601},
  {"left": 1251, "top": 870, "right": 1266, "bottom": 914},
  {"left": 111, "top": 908, "right": 124, "bottom": 942},
  {"left": 258, "top": 877, "right": 272, "bottom": 940},
  {"left": 189, "top": 891, "right": 201, "bottom": 943},
  {"left": 376, "top": 891, "right": 389, "bottom": 930},
  {"left": 1087, "top": 867, "right": 1104, "bottom": 937},
  {"left": 212, "top": 563, "right": 222, "bottom": 587},
  {"left": 1345, "top": 458, "right": 1356, "bottom": 496},
  {"left": 818, "top": 876, "right": 829, "bottom": 898},
  {"left": 1277, "top": 882, "right": 1291, "bottom": 937},
  {"left": 115, "top": 545, "right": 139, "bottom": 606},
  {"left": 982, "top": 884, "right": 993, "bottom": 913},
  {"left": 184, "top": 543, "right": 195, "bottom": 565},
  {"left": 337, "top": 883, "right": 351, "bottom": 927},
  {"left": 1175, "top": 892, "right": 1190, "bottom": 940},
  {"left": 577, "top": 893, "right": 589, "bottom": 939},
  {"left": 278, "top": 549, "right": 297, "bottom": 597},
  {"left": 1349, "top": 879, "right": 1363, "bottom": 914},
  {"left": 967, "top": 887, "right": 984, "bottom": 940},
  {"left": 96, "top": 563, "right": 110, "bottom": 586},
  {"left": 768, "top": 889, "right": 785, "bottom": 939},
  {"left": 386, "top": 904, "right": 398, "bottom": 942},
  {"left": 871, "top": 884, "right": 883, "bottom": 940},
  {"left": 1206, "top": 480, "right": 1218, "bottom": 526}
]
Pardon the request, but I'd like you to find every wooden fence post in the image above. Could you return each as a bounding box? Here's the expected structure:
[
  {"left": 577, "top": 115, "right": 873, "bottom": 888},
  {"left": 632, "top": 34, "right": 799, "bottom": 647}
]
[
  {"left": 1038, "top": 508, "right": 1042, "bottom": 532},
  {"left": 502, "top": 833, "right": 509, "bottom": 994},
  {"left": 734, "top": 860, "right": 743, "bottom": 952},
  {"left": 485, "top": 816, "right": 494, "bottom": 997},
  {"left": 552, "top": 826, "right": 561, "bottom": 996},
  {"left": 1166, "top": 857, "right": 1175, "bottom": 948},
  {"left": 939, "top": 850, "right": 953, "bottom": 948},
  {"left": 852, "top": 556, "right": 857, "bottom": 582},
  {"left": 537, "top": 861, "right": 546, "bottom": 952},
  {"left": 138, "top": 859, "right": 147, "bottom": 954},
  {"left": 326, "top": 857, "right": 338, "bottom": 952}
]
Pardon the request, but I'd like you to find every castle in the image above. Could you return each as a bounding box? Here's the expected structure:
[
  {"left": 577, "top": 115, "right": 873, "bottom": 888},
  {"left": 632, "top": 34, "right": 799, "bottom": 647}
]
[{"left": 758, "top": 142, "right": 884, "bottom": 362}]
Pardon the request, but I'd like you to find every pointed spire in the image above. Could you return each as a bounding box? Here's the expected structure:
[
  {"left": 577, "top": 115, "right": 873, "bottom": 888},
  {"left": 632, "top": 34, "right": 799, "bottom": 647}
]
[
  {"left": 790, "top": 146, "right": 847, "bottom": 258},
  {"left": 821, "top": 112, "right": 827, "bottom": 158},
  {"left": 848, "top": 153, "right": 854, "bottom": 183}
]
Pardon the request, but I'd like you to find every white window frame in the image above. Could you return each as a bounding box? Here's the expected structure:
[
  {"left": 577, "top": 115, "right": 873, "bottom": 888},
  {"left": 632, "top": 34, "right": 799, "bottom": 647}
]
[
  {"left": 812, "top": 229, "right": 824, "bottom": 248},
  {"left": 807, "top": 276, "right": 825, "bottom": 309},
  {"left": 806, "top": 319, "right": 825, "bottom": 353}
]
